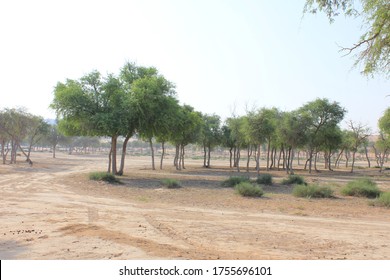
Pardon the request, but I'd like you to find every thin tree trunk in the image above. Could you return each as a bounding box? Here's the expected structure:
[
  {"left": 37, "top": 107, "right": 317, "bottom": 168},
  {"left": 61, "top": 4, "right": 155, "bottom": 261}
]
[
  {"left": 266, "top": 140, "right": 271, "bottom": 171},
  {"left": 207, "top": 144, "right": 211, "bottom": 167},
  {"left": 203, "top": 144, "right": 207, "bottom": 167},
  {"left": 108, "top": 147, "right": 112, "bottom": 173},
  {"left": 111, "top": 135, "right": 118, "bottom": 175},
  {"left": 118, "top": 134, "right": 131, "bottom": 175},
  {"left": 149, "top": 138, "right": 155, "bottom": 170},
  {"left": 246, "top": 145, "right": 252, "bottom": 172},
  {"left": 351, "top": 151, "right": 356, "bottom": 173},
  {"left": 256, "top": 144, "right": 261, "bottom": 175},
  {"left": 181, "top": 144, "right": 186, "bottom": 169},
  {"left": 229, "top": 147, "right": 233, "bottom": 168},
  {"left": 277, "top": 148, "right": 283, "bottom": 171},
  {"left": 160, "top": 141, "right": 165, "bottom": 170},
  {"left": 364, "top": 146, "right": 371, "bottom": 168},
  {"left": 236, "top": 147, "right": 241, "bottom": 172}
]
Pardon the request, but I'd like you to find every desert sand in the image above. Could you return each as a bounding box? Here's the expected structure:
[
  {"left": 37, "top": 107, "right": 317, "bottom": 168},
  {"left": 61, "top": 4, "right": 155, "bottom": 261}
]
[{"left": 1, "top": 152, "right": 390, "bottom": 259}]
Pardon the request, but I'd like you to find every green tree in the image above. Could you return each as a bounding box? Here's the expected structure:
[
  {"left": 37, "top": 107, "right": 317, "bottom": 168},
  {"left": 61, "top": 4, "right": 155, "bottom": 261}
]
[
  {"left": 170, "top": 105, "right": 202, "bottom": 170},
  {"left": 51, "top": 71, "right": 132, "bottom": 174},
  {"left": 278, "top": 111, "right": 310, "bottom": 174},
  {"left": 24, "top": 116, "right": 50, "bottom": 162},
  {"left": 132, "top": 74, "right": 177, "bottom": 170},
  {"left": 304, "top": 0, "right": 390, "bottom": 77},
  {"left": 346, "top": 120, "right": 371, "bottom": 172},
  {"left": 376, "top": 107, "right": 390, "bottom": 171},
  {"left": 299, "top": 98, "right": 346, "bottom": 173},
  {"left": 220, "top": 124, "right": 236, "bottom": 168},
  {"left": 199, "top": 114, "right": 222, "bottom": 168},
  {"left": 0, "top": 108, "right": 31, "bottom": 164}
]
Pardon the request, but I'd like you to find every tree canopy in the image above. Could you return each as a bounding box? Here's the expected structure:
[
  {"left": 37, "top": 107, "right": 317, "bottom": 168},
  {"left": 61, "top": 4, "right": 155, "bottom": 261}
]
[{"left": 304, "top": 0, "right": 390, "bottom": 77}]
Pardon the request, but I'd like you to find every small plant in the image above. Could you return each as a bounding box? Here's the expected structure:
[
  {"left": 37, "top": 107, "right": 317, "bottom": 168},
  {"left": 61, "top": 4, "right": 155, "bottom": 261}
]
[
  {"left": 89, "top": 172, "right": 121, "bottom": 184},
  {"left": 293, "top": 184, "right": 334, "bottom": 199},
  {"left": 282, "top": 174, "right": 306, "bottom": 185},
  {"left": 341, "top": 178, "right": 381, "bottom": 198},
  {"left": 161, "top": 178, "right": 181, "bottom": 189},
  {"left": 221, "top": 176, "right": 250, "bottom": 188},
  {"left": 256, "top": 173, "right": 273, "bottom": 185},
  {"left": 235, "top": 182, "right": 264, "bottom": 197},
  {"left": 371, "top": 192, "right": 390, "bottom": 208}
]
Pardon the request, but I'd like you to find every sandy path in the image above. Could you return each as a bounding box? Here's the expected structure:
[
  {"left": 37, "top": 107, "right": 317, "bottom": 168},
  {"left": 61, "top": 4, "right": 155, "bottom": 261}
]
[{"left": 1, "top": 153, "right": 390, "bottom": 259}]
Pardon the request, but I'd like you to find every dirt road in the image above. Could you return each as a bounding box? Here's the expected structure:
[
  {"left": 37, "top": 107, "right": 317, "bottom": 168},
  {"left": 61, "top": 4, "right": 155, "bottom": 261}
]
[{"left": 1, "top": 153, "right": 389, "bottom": 259}]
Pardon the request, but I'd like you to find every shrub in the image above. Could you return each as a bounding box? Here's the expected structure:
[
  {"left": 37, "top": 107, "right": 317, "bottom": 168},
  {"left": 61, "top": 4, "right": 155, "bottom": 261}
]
[
  {"left": 221, "top": 176, "right": 250, "bottom": 188},
  {"left": 235, "top": 182, "right": 264, "bottom": 197},
  {"left": 282, "top": 174, "right": 306, "bottom": 185},
  {"left": 376, "top": 192, "right": 390, "bottom": 207},
  {"left": 161, "top": 178, "right": 181, "bottom": 189},
  {"left": 89, "top": 172, "right": 121, "bottom": 184},
  {"left": 293, "top": 184, "right": 334, "bottom": 199},
  {"left": 341, "top": 178, "right": 381, "bottom": 198},
  {"left": 256, "top": 173, "right": 273, "bottom": 185}
]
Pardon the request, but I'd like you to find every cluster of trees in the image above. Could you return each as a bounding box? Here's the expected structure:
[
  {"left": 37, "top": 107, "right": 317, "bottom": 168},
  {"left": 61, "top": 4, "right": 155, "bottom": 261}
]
[
  {"left": 0, "top": 108, "right": 107, "bottom": 163},
  {"left": 50, "top": 62, "right": 390, "bottom": 175},
  {"left": 0, "top": 108, "right": 49, "bottom": 164}
]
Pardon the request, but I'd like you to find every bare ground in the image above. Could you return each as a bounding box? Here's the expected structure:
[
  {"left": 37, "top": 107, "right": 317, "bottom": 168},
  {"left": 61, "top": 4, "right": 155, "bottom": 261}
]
[{"left": 1, "top": 152, "right": 390, "bottom": 260}]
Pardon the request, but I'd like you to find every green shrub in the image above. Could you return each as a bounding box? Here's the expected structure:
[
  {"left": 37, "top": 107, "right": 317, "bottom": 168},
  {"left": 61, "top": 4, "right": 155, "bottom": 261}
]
[
  {"left": 235, "top": 182, "right": 264, "bottom": 197},
  {"left": 282, "top": 174, "right": 306, "bottom": 185},
  {"left": 256, "top": 173, "right": 273, "bottom": 185},
  {"left": 374, "top": 192, "right": 390, "bottom": 208},
  {"left": 221, "top": 176, "right": 250, "bottom": 188},
  {"left": 161, "top": 178, "right": 181, "bottom": 189},
  {"left": 89, "top": 172, "right": 121, "bottom": 184},
  {"left": 293, "top": 184, "right": 334, "bottom": 199},
  {"left": 341, "top": 178, "right": 381, "bottom": 198}
]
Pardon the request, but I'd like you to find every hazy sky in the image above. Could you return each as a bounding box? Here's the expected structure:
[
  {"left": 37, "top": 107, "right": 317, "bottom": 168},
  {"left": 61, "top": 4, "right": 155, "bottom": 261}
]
[{"left": 1, "top": 0, "right": 389, "bottom": 132}]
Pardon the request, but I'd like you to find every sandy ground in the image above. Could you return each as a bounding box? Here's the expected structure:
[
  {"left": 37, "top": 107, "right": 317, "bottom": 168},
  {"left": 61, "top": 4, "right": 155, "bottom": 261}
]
[{"left": 1, "top": 152, "right": 390, "bottom": 260}]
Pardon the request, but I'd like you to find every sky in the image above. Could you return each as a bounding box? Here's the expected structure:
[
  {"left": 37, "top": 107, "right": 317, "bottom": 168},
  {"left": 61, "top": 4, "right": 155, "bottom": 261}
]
[{"left": 0, "top": 0, "right": 389, "bottom": 132}]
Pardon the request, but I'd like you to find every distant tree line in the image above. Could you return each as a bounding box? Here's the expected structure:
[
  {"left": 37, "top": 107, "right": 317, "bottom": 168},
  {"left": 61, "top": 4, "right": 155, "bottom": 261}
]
[{"left": 2, "top": 62, "right": 390, "bottom": 174}]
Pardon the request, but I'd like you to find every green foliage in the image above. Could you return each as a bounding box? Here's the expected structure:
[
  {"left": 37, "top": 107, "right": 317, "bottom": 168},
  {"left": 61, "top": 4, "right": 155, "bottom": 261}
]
[
  {"left": 221, "top": 176, "right": 250, "bottom": 188},
  {"left": 375, "top": 192, "right": 390, "bottom": 208},
  {"left": 256, "top": 173, "right": 273, "bottom": 185},
  {"left": 293, "top": 184, "right": 334, "bottom": 198},
  {"left": 161, "top": 178, "right": 182, "bottom": 189},
  {"left": 235, "top": 182, "right": 264, "bottom": 197},
  {"left": 304, "top": 0, "right": 390, "bottom": 77},
  {"left": 341, "top": 178, "right": 381, "bottom": 198},
  {"left": 89, "top": 172, "right": 121, "bottom": 184},
  {"left": 282, "top": 174, "right": 307, "bottom": 185}
]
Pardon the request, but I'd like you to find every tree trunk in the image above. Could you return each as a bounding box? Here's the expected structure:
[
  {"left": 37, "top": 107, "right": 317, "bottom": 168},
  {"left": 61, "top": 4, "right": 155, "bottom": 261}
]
[
  {"left": 117, "top": 134, "right": 131, "bottom": 176},
  {"left": 277, "top": 148, "right": 283, "bottom": 171},
  {"left": 203, "top": 144, "right": 207, "bottom": 167},
  {"left": 246, "top": 145, "right": 252, "bottom": 172},
  {"left": 351, "top": 150, "right": 356, "bottom": 173},
  {"left": 256, "top": 144, "right": 261, "bottom": 175},
  {"left": 149, "top": 138, "right": 155, "bottom": 170},
  {"left": 334, "top": 148, "right": 344, "bottom": 168},
  {"left": 229, "top": 147, "right": 233, "bottom": 168},
  {"left": 364, "top": 146, "right": 371, "bottom": 168},
  {"left": 1, "top": 140, "right": 6, "bottom": 164},
  {"left": 266, "top": 140, "right": 271, "bottom": 171},
  {"left": 160, "top": 141, "right": 165, "bottom": 170},
  {"left": 236, "top": 147, "right": 241, "bottom": 172},
  {"left": 174, "top": 144, "right": 180, "bottom": 170},
  {"left": 111, "top": 135, "right": 118, "bottom": 175},
  {"left": 180, "top": 144, "right": 186, "bottom": 169},
  {"left": 314, "top": 151, "right": 319, "bottom": 172},
  {"left": 345, "top": 151, "right": 350, "bottom": 168},
  {"left": 207, "top": 144, "right": 211, "bottom": 167},
  {"left": 233, "top": 147, "right": 237, "bottom": 167},
  {"left": 108, "top": 147, "right": 112, "bottom": 173}
]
